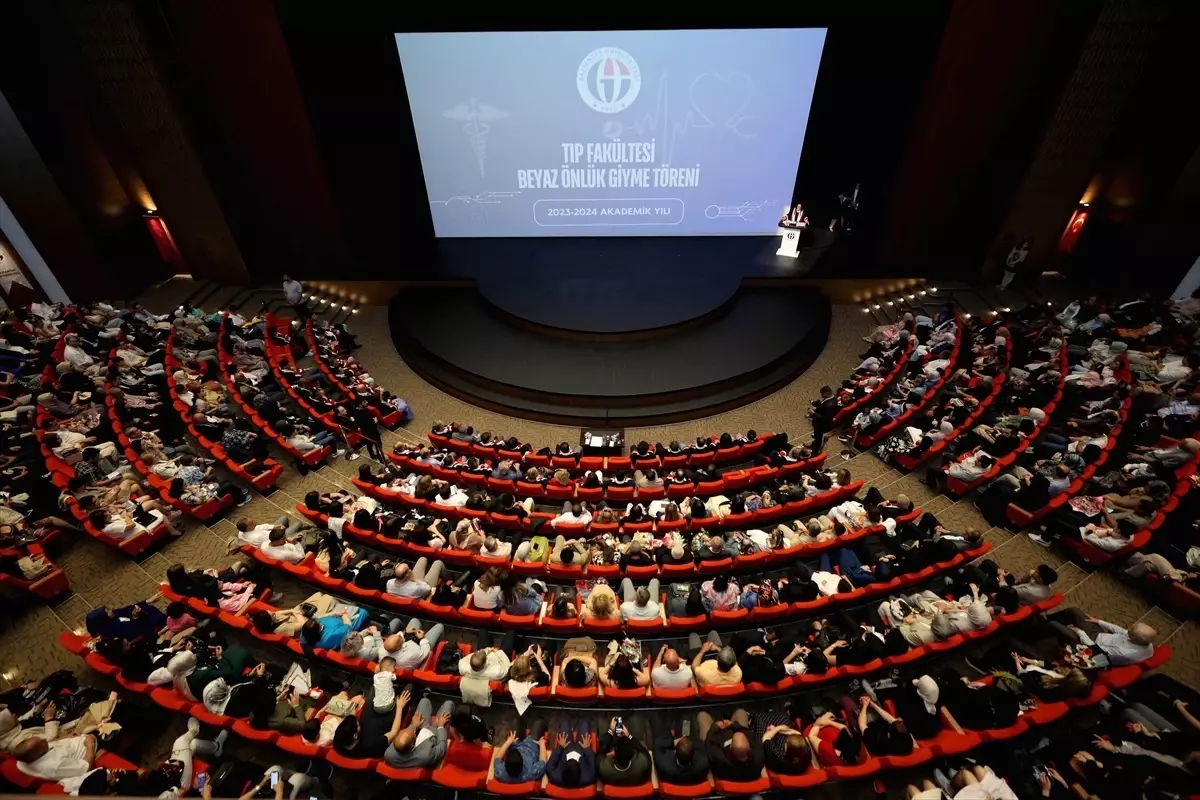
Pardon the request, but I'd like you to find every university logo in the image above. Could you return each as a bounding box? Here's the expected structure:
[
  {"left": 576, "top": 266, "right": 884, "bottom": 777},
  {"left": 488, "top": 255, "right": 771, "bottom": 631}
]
[{"left": 577, "top": 47, "right": 641, "bottom": 113}]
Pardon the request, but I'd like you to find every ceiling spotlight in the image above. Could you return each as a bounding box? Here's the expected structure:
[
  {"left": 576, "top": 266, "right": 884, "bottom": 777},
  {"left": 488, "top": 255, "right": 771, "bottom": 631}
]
[
  {"left": 1002, "top": 307, "right": 1011, "bottom": 313},
  {"left": 1047, "top": 301, "right": 1053, "bottom": 306},
  {"left": 872, "top": 303, "right": 881, "bottom": 310},
  {"left": 886, "top": 301, "right": 894, "bottom": 306},
  {"left": 918, "top": 290, "right": 927, "bottom": 296},
  {"left": 906, "top": 294, "right": 915, "bottom": 299},
  {"left": 929, "top": 287, "right": 937, "bottom": 293},
  {"left": 862, "top": 307, "right": 871, "bottom": 313},
  {"left": 319, "top": 298, "right": 328, "bottom": 304},
  {"left": 991, "top": 310, "right": 999, "bottom": 315},
  {"left": 352, "top": 308, "right": 360, "bottom": 314},
  {"left": 964, "top": 313, "right": 972, "bottom": 319}
]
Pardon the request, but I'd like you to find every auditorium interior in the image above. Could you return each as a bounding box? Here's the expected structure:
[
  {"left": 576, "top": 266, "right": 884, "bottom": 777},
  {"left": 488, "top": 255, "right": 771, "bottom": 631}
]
[{"left": 3, "top": 2, "right": 1200, "bottom": 799}]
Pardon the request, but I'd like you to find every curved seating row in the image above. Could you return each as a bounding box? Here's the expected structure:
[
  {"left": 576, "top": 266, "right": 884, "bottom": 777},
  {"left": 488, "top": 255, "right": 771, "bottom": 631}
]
[
  {"left": 36, "top": 397, "right": 177, "bottom": 556},
  {"left": 63, "top": 614, "right": 1162, "bottom": 797},
  {"left": 238, "top": 519, "right": 992, "bottom": 634},
  {"left": 5, "top": 338, "right": 70, "bottom": 599},
  {"left": 388, "top": 450, "right": 824, "bottom": 504},
  {"left": 856, "top": 313, "right": 965, "bottom": 449},
  {"left": 300, "top": 490, "right": 896, "bottom": 581},
  {"left": 892, "top": 341, "right": 1012, "bottom": 471},
  {"left": 263, "top": 315, "right": 363, "bottom": 449},
  {"left": 833, "top": 324, "right": 916, "bottom": 424},
  {"left": 1061, "top": 453, "right": 1200, "bottom": 567},
  {"left": 1004, "top": 393, "right": 1132, "bottom": 528},
  {"left": 944, "top": 339, "right": 1069, "bottom": 496},
  {"left": 175, "top": 544, "right": 1011, "bottom": 707},
  {"left": 164, "top": 328, "right": 283, "bottom": 492},
  {"left": 305, "top": 318, "right": 404, "bottom": 429},
  {"left": 216, "top": 317, "right": 330, "bottom": 469},
  {"left": 351, "top": 476, "right": 862, "bottom": 542},
  {"left": 427, "top": 431, "right": 774, "bottom": 472},
  {"left": 101, "top": 366, "right": 234, "bottom": 525}
]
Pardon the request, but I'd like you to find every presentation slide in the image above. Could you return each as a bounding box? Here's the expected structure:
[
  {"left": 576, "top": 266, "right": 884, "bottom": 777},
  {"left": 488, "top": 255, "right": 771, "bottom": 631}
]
[{"left": 394, "top": 28, "right": 826, "bottom": 238}]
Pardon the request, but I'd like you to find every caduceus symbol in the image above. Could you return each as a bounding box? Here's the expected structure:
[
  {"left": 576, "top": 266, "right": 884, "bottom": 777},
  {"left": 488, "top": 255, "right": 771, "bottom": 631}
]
[{"left": 442, "top": 97, "right": 509, "bottom": 178}]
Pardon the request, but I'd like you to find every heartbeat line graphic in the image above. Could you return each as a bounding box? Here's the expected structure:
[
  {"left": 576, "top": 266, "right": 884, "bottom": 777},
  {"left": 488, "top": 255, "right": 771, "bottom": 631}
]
[
  {"left": 430, "top": 192, "right": 520, "bottom": 205},
  {"left": 704, "top": 201, "right": 772, "bottom": 221},
  {"left": 609, "top": 73, "right": 760, "bottom": 163}
]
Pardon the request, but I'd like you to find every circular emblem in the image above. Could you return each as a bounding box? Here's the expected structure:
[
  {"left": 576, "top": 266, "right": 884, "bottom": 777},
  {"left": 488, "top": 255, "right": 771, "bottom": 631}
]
[{"left": 577, "top": 47, "right": 641, "bottom": 113}]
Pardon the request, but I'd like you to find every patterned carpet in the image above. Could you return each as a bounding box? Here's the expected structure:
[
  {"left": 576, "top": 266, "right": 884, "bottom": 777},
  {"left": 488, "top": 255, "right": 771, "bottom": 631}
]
[{"left": 5, "top": 278, "right": 1198, "bottom": 793}]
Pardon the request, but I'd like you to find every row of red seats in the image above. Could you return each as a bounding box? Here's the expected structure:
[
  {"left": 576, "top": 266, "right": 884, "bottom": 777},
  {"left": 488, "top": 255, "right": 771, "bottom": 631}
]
[
  {"left": 4, "top": 340, "right": 70, "bottom": 599},
  {"left": 101, "top": 357, "right": 234, "bottom": 525},
  {"left": 238, "top": 535, "right": 989, "bottom": 636},
  {"left": 305, "top": 318, "right": 404, "bottom": 428},
  {"left": 855, "top": 313, "right": 964, "bottom": 450},
  {"left": 427, "top": 431, "right": 772, "bottom": 471},
  {"left": 215, "top": 317, "right": 330, "bottom": 468},
  {"left": 1061, "top": 453, "right": 1200, "bottom": 567},
  {"left": 65, "top": 611, "right": 1164, "bottom": 797},
  {"left": 263, "top": 314, "right": 364, "bottom": 449},
  {"left": 944, "top": 338, "right": 1069, "bottom": 496},
  {"left": 175, "top": 544, "right": 1041, "bottom": 714},
  {"left": 350, "top": 476, "right": 862, "bottom": 541},
  {"left": 35, "top": 353, "right": 181, "bottom": 554},
  {"left": 302, "top": 491, "right": 897, "bottom": 581},
  {"left": 164, "top": 327, "right": 284, "bottom": 492},
  {"left": 892, "top": 335, "right": 1013, "bottom": 471},
  {"left": 387, "top": 449, "right": 822, "bottom": 503},
  {"left": 1004, "top": 392, "right": 1132, "bottom": 528},
  {"left": 833, "top": 323, "right": 916, "bottom": 424}
]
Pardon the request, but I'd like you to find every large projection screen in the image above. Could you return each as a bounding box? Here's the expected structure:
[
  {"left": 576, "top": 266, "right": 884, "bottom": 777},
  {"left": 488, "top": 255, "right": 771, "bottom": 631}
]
[{"left": 395, "top": 29, "right": 826, "bottom": 237}]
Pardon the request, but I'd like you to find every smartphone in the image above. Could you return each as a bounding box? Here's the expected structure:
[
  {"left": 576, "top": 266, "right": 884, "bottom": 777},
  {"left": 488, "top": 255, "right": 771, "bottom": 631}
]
[
  {"left": 270, "top": 772, "right": 280, "bottom": 789},
  {"left": 196, "top": 773, "right": 207, "bottom": 791}
]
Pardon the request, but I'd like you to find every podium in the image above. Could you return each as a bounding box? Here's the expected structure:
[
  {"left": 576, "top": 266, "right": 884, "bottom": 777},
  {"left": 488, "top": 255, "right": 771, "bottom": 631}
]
[{"left": 776, "top": 223, "right": 806, "bottom": 259}]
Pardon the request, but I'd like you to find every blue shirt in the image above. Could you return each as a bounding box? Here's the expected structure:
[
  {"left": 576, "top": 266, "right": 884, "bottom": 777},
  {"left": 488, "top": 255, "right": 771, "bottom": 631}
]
[
  {"left": 493, "top": 738, "right": 546, "bottom": 783},
  {"left": 315, "top": 607, "right": 367, "bottom": 650}
]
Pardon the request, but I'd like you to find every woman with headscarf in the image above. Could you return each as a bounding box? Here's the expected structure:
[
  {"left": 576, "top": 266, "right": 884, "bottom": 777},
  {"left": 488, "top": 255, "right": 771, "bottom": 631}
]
[
  {"left": 201, "top": 662, "right": 275, "bottom": 722},
  {"left": 871, "top": 675, "right": 943, "bottom": 742}
]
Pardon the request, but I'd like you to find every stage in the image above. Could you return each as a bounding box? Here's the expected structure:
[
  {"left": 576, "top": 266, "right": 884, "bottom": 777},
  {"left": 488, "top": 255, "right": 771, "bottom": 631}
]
[
  {"left": 435, "top": 231, "right": 837, "bottom": 336},
  {"left": 388, "top": 232, "right": 839, "bottom": 425}
]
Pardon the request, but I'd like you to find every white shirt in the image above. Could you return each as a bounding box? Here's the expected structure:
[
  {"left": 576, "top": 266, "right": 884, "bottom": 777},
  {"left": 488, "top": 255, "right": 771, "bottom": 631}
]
[
  {"left": 812, "top": 571, "right": 843, "bottom": 596},
  {"left": 261, "top": 539, "right": 306, "bottom": 564},
  {"left": 651, "top": 663, "right": 693, "bottom": 689},
  {"left": 283, "top": 279, "right": 304, "bottom": 304},
  {"left": 62, "top": 345, "right": 93, "bottom": 370},
  {"left": 52, "top": 431, "right": 87, "bottom": 454},
  {"left": 17, "top": 734, "right": 92, "bottom": 780},
  {"left": 387, "top": 576, "right": 431, "bottom": 599},
  {"left": 621, "top": 599, "right": 661, "bottom": 621},
  {"left": 473, "top": 582, "right": 502, "bottom": 609},
  {"left": 552, "top": 510, "right": 592, "bottom": 527},
  {"left": 372, "top": 671, "right": 396, "bottom": 710},
  {"left": 238, "top": 523, "right": 275, "bottom": 547},
  {"left": 381, "top": 638, "right": 431, "bottom": 670}
]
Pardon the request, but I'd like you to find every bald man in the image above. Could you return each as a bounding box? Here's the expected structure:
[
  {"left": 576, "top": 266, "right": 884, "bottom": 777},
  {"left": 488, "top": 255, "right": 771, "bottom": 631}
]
[
  {"left": 1048, "top": 607, "right": 1156, "bottom": 666},
  {"left": 651, "top": 644, "right": 694, "bottom": 690},
  {"left": 698, "top": 708, "right": 764, "bottom": 781},
  {"left": 383, "top": 690, "right": 454, "bottom": 769}
]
